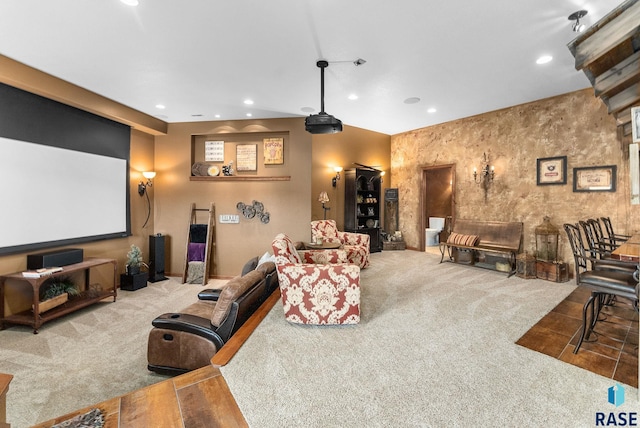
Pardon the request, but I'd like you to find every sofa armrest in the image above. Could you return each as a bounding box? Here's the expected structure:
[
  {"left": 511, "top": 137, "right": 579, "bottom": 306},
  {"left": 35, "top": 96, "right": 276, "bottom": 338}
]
[
  {"left": 338, "top": 231, "right": 370, "bottom": 247},
  {"left": 152, "top": 313, "right": 225, "bottom": 349},
  {"left": 198, "top": 289, "right": 222, "bottom": 301},
  {"left": 298, "top": 249, "right": 348, "bottom": 264}
]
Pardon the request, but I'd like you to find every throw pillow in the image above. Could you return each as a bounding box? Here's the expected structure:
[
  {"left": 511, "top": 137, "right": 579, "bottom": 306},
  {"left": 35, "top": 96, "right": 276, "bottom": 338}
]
[{"left": 447, "top": 232, "right": 480, "bottom": 246}]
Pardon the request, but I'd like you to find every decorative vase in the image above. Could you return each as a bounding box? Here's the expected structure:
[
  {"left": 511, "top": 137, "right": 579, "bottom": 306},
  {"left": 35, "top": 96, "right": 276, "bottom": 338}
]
[{"left": 35, "top": 292, "right": 69, "bottom": 313}]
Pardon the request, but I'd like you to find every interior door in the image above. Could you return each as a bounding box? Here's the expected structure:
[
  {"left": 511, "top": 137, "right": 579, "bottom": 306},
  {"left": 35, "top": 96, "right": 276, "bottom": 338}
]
[{"left": 420, "top": 164, "right": 455, "bottom": 250}]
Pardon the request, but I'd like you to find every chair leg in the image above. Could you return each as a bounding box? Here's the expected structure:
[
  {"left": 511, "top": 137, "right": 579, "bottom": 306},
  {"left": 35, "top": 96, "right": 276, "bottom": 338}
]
[{"left": 574, "top": 292, "right": 600, "bottom": 354}]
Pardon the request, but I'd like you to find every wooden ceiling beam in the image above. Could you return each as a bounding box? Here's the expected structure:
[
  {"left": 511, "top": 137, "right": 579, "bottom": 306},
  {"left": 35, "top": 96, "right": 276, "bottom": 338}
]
[
  {"left": 615, "top": 106, "right": 632, "bottom": 126},
  {"left": 593, "top": 50, "right": 640, "bottom": 97},
  {"left": 605, "top": 82, "right": 640, "bottom": 114},
  {"left": 572, "top": 0, "right": 640, "bottom": 71}
]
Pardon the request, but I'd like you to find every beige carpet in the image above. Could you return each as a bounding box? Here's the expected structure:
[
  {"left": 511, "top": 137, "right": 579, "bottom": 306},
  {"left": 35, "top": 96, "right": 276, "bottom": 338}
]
[
  {"left": 220, "top": 250, "right": 640, "bottom": 427},
  {"left": 0, "top": 277, "right": 227, "bottom": 428}
]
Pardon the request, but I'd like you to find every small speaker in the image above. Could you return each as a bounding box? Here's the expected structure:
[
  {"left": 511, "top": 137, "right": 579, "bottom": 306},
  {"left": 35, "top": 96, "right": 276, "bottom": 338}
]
[{"left": 148, "top": 234, "right": 168, "bottom": 282}]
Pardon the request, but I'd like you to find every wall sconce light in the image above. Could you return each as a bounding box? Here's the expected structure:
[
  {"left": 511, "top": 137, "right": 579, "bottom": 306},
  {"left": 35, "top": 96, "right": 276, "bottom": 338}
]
[
  {"left": 332, "top": 166, "right": 343, "bottom": 187},
  {"left": 473, "top": 153, "right": 495, "bottom": 185},
  {"left": 138, "top": 171, "right": 156, "bottom": 196},
  {"left": 318, "top": 191, "right": 330, "bottom": 219}
]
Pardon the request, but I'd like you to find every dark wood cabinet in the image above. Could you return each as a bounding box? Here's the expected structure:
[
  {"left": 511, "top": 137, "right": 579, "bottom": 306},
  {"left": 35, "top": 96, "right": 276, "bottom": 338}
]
[{"left": 344, "top": 168, "right": 382, "bottom": 253}]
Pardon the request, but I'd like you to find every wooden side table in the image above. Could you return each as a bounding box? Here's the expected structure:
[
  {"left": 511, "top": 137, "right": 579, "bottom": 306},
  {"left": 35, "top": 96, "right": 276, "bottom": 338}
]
[{"left": 303, "top": 242, "right": 342, "bottom": 250}]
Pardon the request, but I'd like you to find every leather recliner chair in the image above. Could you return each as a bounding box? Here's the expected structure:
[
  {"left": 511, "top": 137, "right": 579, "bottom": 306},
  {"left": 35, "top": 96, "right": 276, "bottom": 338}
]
[{"left": 147, "top": 261, "right": 277, "bottom": 375}]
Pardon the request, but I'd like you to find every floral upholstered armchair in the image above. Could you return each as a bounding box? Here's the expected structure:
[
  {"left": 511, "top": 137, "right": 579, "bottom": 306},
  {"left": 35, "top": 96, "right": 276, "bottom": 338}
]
[
  {"left": 271, "top": 233, "right": 360, "bottom": 325},
  {"left": 311, "top": 220, "right": 370, "bottom": 268}
]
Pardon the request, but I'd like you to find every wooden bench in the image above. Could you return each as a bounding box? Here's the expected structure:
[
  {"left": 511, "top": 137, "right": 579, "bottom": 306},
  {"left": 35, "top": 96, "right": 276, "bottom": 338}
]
[{"left": 439, "top": 220, "right": 523, "bottom": 277}]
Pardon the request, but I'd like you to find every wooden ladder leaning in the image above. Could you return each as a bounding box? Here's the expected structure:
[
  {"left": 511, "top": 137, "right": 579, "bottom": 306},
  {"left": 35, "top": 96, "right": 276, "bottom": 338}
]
[{"left": 182, "top": 202, "right": 216, "bottom": 285}]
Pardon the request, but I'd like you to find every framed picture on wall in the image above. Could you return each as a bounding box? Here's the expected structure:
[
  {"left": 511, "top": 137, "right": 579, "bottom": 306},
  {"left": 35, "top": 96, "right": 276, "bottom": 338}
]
[
  {"left": 236, "top": 144, "right": 257, "bottom": 171},
  {"left": 573, "top": 165, "right": 617, "bottom": 192},
  {"left": 263, "top": 137, "right": 284, "bottom": 165},
  {"left": 632, "top": 106, "right": 640, "bottom": 143},
  {"left": 536, "top": 156, "right": 567, "bottom": 185}
]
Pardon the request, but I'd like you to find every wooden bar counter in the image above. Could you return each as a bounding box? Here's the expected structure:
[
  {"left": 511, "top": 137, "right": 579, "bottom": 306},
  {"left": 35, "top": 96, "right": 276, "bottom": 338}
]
[
  {"left": 0, "top": 373, "right": 12, "bottom": 428},
  {"left": 610, "top": 234, "right": 639, "bottom": 402},
  {"left": 610, "top": 234, "right": 640, "bottom": 262}
]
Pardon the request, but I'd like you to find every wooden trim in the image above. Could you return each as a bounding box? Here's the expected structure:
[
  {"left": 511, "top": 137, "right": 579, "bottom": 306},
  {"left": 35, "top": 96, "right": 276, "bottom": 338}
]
[
  {"left": 0, "top": 54, "right": 167, "bottom": 136},
  {"left": 190, "top": 176, "right": 291, "bottom": 182},
  {"left": 210, "top": 288, "right": 280, "bottom": 367},
  {"left": 594, "top": 50, "right": 640, "bottom": 97},
  {"left": 606, "top": 82, "right": 640, "bottom": 114}
]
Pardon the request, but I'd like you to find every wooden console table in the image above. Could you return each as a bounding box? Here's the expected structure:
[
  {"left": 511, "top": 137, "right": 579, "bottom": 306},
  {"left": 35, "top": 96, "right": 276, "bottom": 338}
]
[{"left": 0, "top": 258, "right": 117, "bottom": 334}]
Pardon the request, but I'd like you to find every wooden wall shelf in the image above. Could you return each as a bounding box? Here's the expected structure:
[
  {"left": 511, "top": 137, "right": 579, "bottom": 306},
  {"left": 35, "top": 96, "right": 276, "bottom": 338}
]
[{"left": 190, "top": 176, "right": 290, "bottom": 182}]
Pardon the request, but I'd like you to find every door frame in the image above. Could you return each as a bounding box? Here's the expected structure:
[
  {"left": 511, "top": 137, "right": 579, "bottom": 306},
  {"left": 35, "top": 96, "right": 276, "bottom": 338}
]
[{"left": 420, "top": 164, "right": 456, "bottom": 251}]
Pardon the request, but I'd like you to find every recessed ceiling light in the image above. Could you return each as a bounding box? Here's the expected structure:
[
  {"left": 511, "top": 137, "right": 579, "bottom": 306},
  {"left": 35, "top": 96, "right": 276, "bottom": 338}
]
[
  {"left": 214, "top": 114, "right": 221, "bottom": 118},
  {"left": 348, "top": 94, "right": 358, "bottom": 101},
  {"left": 244, "top": 99, "right": 254, "bottom": 105},
  {"left": 404, "top": 97, "right": 421, "bottom": 104},
  {"left": 120, "top": 0, "right": 139, "bottom": 6},
  {"left": 427, "top": 108, "right": 437, "bottom": 114},
  {"left": 536, "top": 55, "right": 553, "bottom": 65},
  {"left": 246, "top": 113, "right": 252, "bottom": 117},
  {"left": 301, "top": 107, "right": 315, "bottom": 113},
  {"left": 155, "top": 104, "right": 165, "bottom": 109}
]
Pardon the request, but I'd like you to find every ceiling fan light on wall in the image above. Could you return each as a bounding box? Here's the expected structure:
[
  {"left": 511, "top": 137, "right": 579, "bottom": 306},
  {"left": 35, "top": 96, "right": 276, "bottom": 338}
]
[{"left": 305, "top": 60, "right": 343, "bottom": 134}]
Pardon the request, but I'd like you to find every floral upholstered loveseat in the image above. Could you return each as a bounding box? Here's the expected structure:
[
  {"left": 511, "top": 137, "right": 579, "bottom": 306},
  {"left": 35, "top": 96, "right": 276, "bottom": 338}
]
[
  {"left": 271, "top": 233, "right": 360, "bottom": 325},
  {"left": 310, "top": 219, "right": 370, "bottom": 268}
]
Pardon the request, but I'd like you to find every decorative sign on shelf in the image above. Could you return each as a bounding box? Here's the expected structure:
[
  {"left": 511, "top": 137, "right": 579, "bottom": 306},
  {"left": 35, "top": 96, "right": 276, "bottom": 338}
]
[
  {"left": 264, "top": 137, "right": 284, "bottom": 165},
  {"left": 204, "top": 140, "right": 224, "bottom": 162},
  {"left": 236, "top": 144, "right": 257, "bottom": 171}
]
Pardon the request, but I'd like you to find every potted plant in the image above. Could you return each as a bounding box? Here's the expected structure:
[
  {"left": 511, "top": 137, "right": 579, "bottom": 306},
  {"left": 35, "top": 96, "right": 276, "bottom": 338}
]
[
  {"left": 37, "top": 277, "right": 79, "bottom": 313},
  {"left": 123, "top": 244, "right": 149, "bottom": 291},
  {"left": 126, "top": 244, "right": 145, "bottom": 275}
]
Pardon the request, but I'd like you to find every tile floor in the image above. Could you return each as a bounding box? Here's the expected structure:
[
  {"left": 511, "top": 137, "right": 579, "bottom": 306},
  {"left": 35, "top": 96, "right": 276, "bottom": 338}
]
[{"left": 517, "top": 287, "right": 638, "bottom": 388}]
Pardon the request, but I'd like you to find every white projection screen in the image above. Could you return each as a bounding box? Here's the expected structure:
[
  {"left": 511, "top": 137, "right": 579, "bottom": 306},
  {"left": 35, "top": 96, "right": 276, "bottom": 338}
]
[
  {"left": 0, "top": 82, "right": 131, "bottom": 255},
  {"left": 0, "top": 137, "right": 128, "bottom": 248}
]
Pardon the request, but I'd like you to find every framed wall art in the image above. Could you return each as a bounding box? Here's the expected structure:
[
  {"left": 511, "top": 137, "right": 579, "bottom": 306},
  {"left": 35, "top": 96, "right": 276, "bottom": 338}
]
[
  {"left": 263, "top": 137, "right": 284, "bottom": 165},
  {"left": 204, "top": 140, "right": 224, "bottom": 162},
  {"left": 573, "top": 165, "right": 617, "bottom": 192},
  {"left": 536, "top": 156, "right": 567, "bottom": 185},
  {"left": 236, "top": 144, "right": 257, "bottom": 171}
]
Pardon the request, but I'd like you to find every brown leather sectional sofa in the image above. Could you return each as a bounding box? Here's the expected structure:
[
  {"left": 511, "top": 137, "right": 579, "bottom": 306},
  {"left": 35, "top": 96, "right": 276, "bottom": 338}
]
[{"left": 147, "top": 257, "right": 278, "bottom": 375}]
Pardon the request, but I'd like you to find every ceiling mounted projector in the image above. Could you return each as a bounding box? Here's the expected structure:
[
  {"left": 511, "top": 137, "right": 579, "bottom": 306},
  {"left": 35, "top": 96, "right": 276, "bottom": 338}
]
[{"left": 305, "top": 60, "right": 343, "bottom": 134}]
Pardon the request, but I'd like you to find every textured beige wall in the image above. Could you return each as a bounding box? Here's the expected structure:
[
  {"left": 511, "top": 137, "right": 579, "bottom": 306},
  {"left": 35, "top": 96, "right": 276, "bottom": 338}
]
[
  {"left": 391, "top": 89, "right": 639, "bottom": 265},
  {"left": 153, "top": 118, "right": 312, "bottom": 277},
  {"left": 311, "top": 126, "right": 391, "bottom": 231}
]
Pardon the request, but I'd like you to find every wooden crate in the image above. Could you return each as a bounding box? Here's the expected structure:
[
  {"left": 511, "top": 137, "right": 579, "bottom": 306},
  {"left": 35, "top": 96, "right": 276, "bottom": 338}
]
[
  {"left": 536, "top": 261, "right": 569, "bottom": 282},
  {"left": 382, "top": 241, "right": 406, "bottom": 251}
]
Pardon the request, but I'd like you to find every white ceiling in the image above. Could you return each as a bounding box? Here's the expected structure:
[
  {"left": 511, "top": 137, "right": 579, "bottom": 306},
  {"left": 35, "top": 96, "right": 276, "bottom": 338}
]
[{"left": 0, "top": 0, "right": 623, "bottom": 135}]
